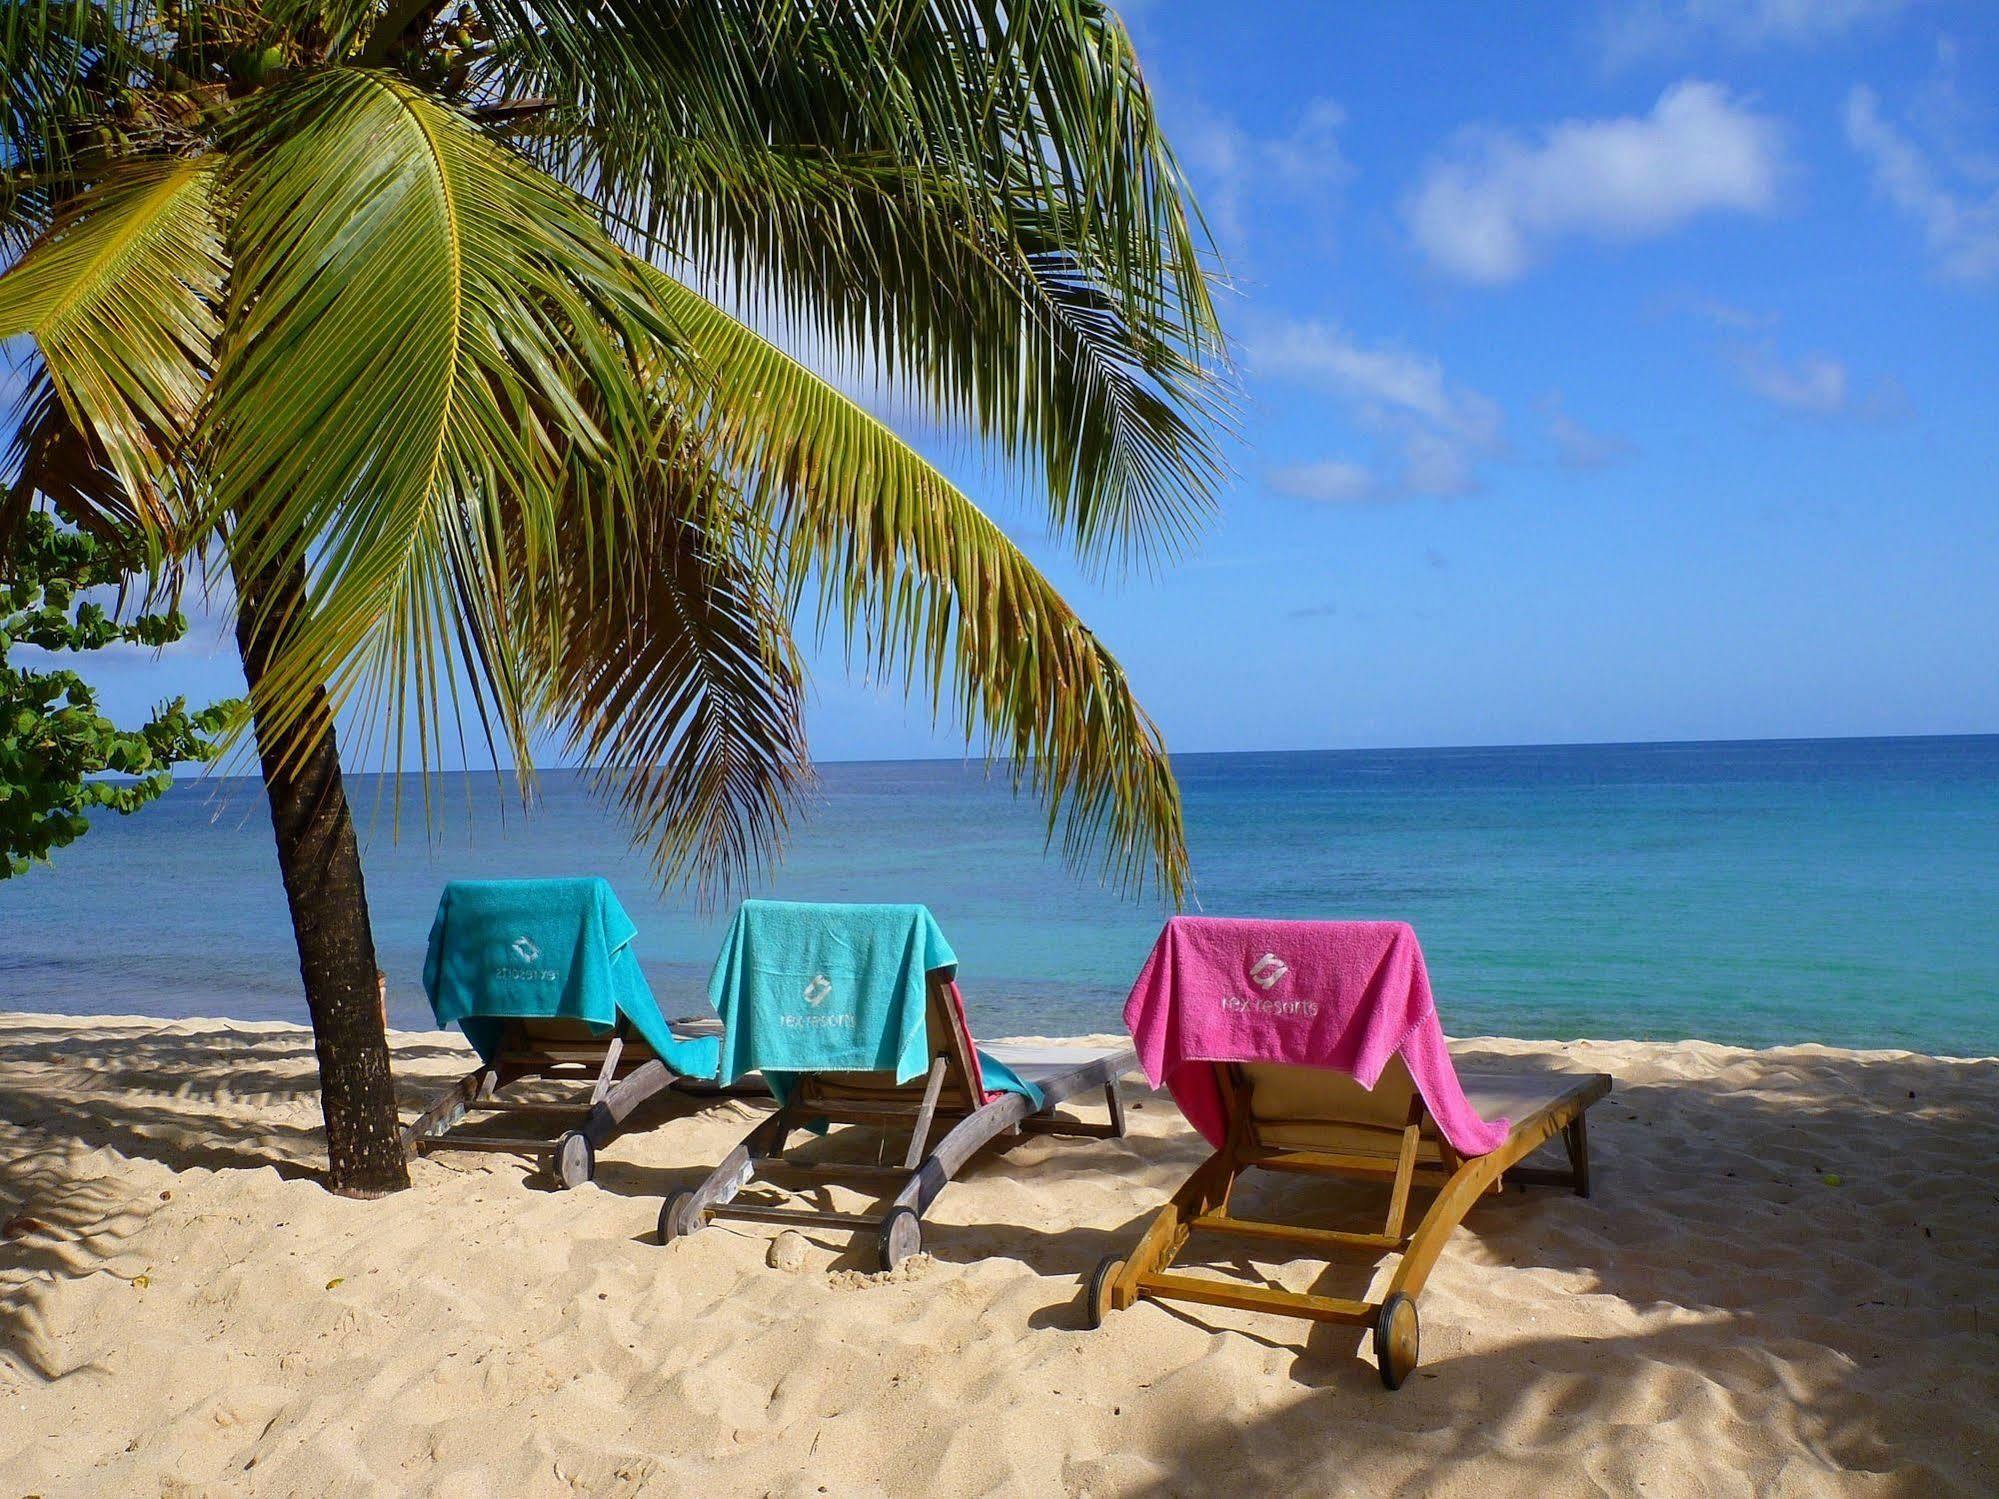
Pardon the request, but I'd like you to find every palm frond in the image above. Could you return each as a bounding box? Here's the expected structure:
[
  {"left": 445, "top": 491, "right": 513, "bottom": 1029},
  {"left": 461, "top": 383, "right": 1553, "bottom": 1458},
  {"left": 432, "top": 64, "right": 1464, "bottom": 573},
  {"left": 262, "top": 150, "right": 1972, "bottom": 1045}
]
[
  {"left": 2, "top": 362, "right": 137, "bottom": 541},
  {"left": 481, "top": 0, "right": 1232, "bottom": 568},
  {"left": 208, "top": 67, "right": 671, "bottom": 772},
  {"left": 0, "top": 155, "right": 224, "bottom": 544},
  {"left": 638, "top": 258, "right": 1188, "bottom": 900},
  {"left": 527, "top": 460, "right": 810, "bottom": 897}
]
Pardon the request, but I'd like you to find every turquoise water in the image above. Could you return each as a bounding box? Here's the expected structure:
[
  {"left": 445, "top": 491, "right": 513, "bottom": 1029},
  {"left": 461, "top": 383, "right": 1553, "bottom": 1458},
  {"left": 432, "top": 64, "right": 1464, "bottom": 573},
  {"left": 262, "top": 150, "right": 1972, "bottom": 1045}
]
[{"left": 2, "top": 736, "right": 1994, "bottom": 1055}]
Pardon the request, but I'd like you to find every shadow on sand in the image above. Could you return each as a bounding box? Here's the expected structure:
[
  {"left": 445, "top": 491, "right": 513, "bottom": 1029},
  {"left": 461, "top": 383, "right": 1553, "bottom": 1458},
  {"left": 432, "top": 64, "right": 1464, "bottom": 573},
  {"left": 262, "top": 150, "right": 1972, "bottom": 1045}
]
[{"left": 2, "top": 1023, "right": 1994, "bottom": 1487}]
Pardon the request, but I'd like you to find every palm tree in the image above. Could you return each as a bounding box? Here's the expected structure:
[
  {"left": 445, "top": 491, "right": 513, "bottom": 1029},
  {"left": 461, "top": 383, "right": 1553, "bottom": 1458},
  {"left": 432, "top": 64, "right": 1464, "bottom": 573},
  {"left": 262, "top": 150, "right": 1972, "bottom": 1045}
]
[{"left": 0, "top": 0, "right": 1228, "bottom": 1194}]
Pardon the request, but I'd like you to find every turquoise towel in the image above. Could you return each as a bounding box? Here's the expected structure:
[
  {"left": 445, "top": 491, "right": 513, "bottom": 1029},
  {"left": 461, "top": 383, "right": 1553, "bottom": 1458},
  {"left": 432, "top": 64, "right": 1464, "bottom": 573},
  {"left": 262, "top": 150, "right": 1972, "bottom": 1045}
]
[
  {"left": 707, "top": 900, "right": 1040, "bottom": 1108},
  {"left": 421, "top": 878, "right": 719, "bottom": 1079}
]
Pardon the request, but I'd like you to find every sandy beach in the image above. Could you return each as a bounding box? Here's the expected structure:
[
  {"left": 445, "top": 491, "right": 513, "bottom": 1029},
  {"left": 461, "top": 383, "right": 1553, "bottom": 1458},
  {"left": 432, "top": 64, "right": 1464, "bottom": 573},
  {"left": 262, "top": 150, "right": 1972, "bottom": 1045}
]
[{"left": 0, "top": 1011, "right": 1993, "bottom": 1497}]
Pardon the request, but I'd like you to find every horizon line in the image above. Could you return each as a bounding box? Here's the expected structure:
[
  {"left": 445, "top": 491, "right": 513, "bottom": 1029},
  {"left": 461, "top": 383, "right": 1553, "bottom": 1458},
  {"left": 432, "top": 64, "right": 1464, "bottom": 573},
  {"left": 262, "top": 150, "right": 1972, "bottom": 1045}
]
[{"left": 173, "top": 729, "right": 1998, "bottom": 780}]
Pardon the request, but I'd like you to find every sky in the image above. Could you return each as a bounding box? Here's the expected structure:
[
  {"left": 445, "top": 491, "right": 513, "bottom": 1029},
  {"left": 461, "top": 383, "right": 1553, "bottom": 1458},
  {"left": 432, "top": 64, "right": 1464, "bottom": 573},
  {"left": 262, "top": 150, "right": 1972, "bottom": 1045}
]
[{"left": 22, "top": 0, "right": 1999, "bottom": 764}]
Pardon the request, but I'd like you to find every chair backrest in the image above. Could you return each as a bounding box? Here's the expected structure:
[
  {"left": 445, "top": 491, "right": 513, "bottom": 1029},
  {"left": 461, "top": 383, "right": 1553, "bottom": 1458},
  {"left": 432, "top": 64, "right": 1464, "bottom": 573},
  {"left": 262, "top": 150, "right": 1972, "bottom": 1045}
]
[
  {"left": 503, "top": 1013, "right": 652, "bottom": 1060},
  {"left": 1235, "top": 1054, "right": 1427, "bottom": 1158},
  {"left": 1241, "top": 1054, "right": 1417, "bottom": 1127},
  {"left": 796, "top": 974, "right": 985, "bottom": 1112}
]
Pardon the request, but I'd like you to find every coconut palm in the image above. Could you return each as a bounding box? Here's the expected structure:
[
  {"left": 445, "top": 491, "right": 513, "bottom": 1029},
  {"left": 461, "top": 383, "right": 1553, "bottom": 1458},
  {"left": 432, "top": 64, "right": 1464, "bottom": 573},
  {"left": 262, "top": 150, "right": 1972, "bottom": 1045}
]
[{"left": 0, "top": 0, "right": 1228, "bottom": 1193}]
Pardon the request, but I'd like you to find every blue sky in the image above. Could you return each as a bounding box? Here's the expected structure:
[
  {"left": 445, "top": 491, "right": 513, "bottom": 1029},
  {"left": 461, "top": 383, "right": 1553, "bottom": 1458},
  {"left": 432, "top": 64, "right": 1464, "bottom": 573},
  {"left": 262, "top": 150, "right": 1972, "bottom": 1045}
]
[{"left": 33, "top": 0, "right": 1999, "bottom": 764}]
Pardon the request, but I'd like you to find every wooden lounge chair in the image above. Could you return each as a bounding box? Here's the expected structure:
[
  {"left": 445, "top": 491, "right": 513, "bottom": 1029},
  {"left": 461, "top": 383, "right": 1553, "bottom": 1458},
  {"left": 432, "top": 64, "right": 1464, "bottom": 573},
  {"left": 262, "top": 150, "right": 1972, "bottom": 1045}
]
[
  {"left": 657, "top": 972, "right": 1133, "bottom": 1270},
  {"left": 1085, "top": 1053, "right": 1610, "bottom": 1388},
  {"left": 401, "top": 1014, "right": 750, "bottom": 1188}
]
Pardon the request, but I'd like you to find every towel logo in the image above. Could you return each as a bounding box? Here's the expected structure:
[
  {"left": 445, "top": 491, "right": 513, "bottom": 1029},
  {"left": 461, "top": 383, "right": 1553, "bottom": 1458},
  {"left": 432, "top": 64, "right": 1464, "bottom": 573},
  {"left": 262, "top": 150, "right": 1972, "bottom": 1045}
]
[
  {"left": 495, "top": 932, "right": 557, "bottom": 984},
  {"left": 784, "top": 973, "right": 851, "bottom": 1029},
  {"left": 1225, "top": 950, "right": 1314, "bottom": 1017}
]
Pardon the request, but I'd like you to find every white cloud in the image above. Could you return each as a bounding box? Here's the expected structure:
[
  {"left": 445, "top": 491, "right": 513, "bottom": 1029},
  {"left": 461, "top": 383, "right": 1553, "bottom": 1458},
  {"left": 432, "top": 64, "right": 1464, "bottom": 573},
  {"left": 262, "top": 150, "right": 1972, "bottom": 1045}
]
[
  {"left": 1250, "top": 321, "right": 1500, "bottom": 442},
  {"left": 1177, "top": 97, "right": 1351, "bottom": 251},
  {"left": 1846, "top": 82, "right": 1999, "bottom": 282},
  {"left": 1541, "top": 394, "right": 1635, "bottom": 469},
  {"left": 1679, "top": 300, "right": 1905, "bottom": 421},
  {"left": 1679, "top": 295, "right": 1781, "bottom": 332},
  {"left": 1732, "top": 342, "right": 1905, "bottom": 420},
  {"left": 1597, "top": 0, "right": 1913, "bottom": 64},
  {"left": 1398, "top": 430, "right": 1481, "bottom": 497},
  {"left": 1404, "top": 82, "right": 1786, "bottom": 284},
  {"left": 1267, "top": 460, "right": 1376, "bottom": 503},
  {"left": 1249, "top": 320, "right": 1503, "bottom": 498},
  {"left": 1737, "top": 348, "right": 1850, "bottom": 413}
]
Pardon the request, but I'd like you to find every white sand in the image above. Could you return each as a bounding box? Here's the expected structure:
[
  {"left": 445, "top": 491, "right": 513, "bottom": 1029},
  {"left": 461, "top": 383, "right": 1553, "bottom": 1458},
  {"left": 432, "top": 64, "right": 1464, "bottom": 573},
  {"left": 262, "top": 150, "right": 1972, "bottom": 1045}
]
[{"left": 0, "top": 1011, "right": 1993, "bottom": 1497}]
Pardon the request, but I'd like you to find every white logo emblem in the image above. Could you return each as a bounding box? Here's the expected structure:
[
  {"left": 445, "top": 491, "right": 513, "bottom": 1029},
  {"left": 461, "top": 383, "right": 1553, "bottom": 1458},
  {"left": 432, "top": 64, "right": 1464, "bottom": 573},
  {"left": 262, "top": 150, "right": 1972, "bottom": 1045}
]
[
  {"left": 1249, "top": 953, "right": 1289, "bottom": 990},
  {"left": 802, "top": 974, "right": 833, "bottom": 1007},
  {"left": 510, "top": 935, "right": 541, "bottom": 964}
]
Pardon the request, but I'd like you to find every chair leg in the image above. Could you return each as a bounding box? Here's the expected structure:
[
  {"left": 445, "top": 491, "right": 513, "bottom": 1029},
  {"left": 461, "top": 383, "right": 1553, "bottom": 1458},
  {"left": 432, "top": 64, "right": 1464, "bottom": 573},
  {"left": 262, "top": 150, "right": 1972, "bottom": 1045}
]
[
  {"left": 1388, "top": 1101, "right": 1585, "bottom": 1302},
  {"left": 902, "top": 1058, "right": 949, "bottom": 1170},
  {"left": 1382, "top": 1123, "right": 1422, "bottom": 1239},
  {"left": 399, "top": 1065, "right": 495, "bottom": 1155},
  {"left": 662, "top": 1107, "right": 793, "bottom": 1240},
  {"left": 581, "top": 1059, "right": 678, "bottom": 1149},
  {"left": 1107, "top": 1148, "right": 1237, "bottom": 1311},
  {"left": 1565, "top": 1114, "right": 1591, "bottom": 1198},
  {"left": 587, "top": 1036, "right": 625, "bottom": 1105}
]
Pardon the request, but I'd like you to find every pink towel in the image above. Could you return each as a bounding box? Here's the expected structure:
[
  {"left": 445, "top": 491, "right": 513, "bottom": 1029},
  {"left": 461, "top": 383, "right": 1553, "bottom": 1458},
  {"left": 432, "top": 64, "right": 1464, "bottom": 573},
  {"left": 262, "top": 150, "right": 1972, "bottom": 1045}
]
[{"left": 1122, "top": 917, "right": 1510, "bottom": 1157}]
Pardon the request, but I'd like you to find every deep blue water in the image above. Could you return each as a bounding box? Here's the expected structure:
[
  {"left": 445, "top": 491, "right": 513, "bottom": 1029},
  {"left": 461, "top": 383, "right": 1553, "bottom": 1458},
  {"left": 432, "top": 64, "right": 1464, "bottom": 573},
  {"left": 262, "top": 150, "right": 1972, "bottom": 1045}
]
[{"left": 2, "top": 736, "right": 1994, "bottom": 1054}]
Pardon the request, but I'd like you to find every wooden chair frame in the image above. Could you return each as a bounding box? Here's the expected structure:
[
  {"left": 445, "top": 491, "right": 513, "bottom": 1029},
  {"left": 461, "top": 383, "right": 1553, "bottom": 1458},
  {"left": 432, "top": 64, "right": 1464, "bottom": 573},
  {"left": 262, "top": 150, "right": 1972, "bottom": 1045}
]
[
  {"left": 1089, "top": 1062, "right": 1610, "bottom": 1388},
  {"left": 402, "top": 1016, "right": 750, "bottom": 1188},
  {"left": 658, "top": 975, "right": 1130, "bottom": 1271}
]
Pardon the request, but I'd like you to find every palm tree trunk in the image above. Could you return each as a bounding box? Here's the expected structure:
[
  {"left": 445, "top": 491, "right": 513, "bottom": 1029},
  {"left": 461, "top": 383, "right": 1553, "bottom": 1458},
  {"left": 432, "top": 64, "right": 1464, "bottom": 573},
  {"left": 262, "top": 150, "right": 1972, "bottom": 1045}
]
[{"left": 231, "top": 543, "right": 410, "bottom": 1196}]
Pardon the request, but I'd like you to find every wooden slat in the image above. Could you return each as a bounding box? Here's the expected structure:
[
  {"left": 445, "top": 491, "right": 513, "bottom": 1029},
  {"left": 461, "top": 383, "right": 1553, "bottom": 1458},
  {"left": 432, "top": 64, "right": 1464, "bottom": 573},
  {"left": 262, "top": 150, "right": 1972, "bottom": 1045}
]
[
  {"left": 1189, "top": 1213, "right": 1403, "bottom": 1256},
  {"left": 1136, "top": 1271, "right": 1373, "bottom": 1326},
  {"left": 755, "top": 1157, "right": 911, "bottom": 1180},
  {"left": 413, "top": 1133, "right": 546, "bottom": 1155},
  {"left": 707, "top": 1203, "right": 879, "bottom": 1231},
  {"left": 461, "top": 1098, "right": 591, "bottom": 1115},
  {"left": 1244, "top": 1147, "right": 1409, "bottom": 1179},
  {"left": 803, "top": 1103, "right": 974, "bottom": 1128}
]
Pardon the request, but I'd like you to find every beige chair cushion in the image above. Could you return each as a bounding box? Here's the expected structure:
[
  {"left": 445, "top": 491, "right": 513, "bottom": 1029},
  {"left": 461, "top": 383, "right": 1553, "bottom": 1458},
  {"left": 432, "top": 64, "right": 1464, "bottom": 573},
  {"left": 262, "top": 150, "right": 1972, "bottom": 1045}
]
[{"left": 1239, "top": 1060, "right": 1589, "bottom": 1159}]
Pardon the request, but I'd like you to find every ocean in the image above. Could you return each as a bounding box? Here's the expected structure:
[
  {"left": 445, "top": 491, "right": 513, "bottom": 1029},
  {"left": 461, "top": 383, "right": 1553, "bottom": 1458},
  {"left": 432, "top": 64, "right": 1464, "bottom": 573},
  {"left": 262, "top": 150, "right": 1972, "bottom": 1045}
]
[{"left": 2, "top": 736, "right": 1994, "bottom": 1056}]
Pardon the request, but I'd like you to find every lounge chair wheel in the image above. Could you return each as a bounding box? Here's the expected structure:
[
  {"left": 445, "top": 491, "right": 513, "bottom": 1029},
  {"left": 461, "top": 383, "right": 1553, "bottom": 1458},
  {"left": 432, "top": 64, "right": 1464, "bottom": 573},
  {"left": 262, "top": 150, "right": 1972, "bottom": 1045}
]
[
  {"left": 554, "top": 1130, "right": 594, "bottom": 1189},
  {"left": 657, "top": 1189, "right": 703, "bottom": 1245},
  {"left": 1374, "top": 1292, "right": 1420, "bottom": 1390},
  {"left": 1084, "top": 1255, "right": 1124, "bottom": 1330},
  {"left": 877, "top": 1206, "right": 922, "bottom": 1271}
]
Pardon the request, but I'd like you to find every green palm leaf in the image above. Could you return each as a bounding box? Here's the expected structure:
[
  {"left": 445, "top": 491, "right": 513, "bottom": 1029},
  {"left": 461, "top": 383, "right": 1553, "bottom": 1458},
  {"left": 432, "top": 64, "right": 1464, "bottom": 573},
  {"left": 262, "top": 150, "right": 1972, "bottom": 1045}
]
[
  {"left": 209, "top": 68, "right": 671, "bottom": 769},
  {"left": 0, "top": 156, "right": 224, "bottom": 540},
  {"left": 483, "top": 0, "right": 1232, "bottom": 567},
  {"left": 638, "top": 259, "right": 1189, "bottom": 900},
  {"left": 527, "top": 466, "right": 810, "bottom": 894}
]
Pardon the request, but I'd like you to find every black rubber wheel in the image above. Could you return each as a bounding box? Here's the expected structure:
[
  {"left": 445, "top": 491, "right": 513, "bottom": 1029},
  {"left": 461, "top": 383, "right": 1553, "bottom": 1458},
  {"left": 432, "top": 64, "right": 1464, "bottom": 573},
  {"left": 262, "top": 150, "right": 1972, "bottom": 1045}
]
[
  {"left": 877, "top": 1206, "right": 922, "bottom": 1271},
  {"left": 554, "top": 1130, "right": 595, "bottom": 1189},
  {"left": 1084, "top": 1254, "right": 1125, "bottom": 1330},
  {"left": 1374, "top": 1292, "right": 1420, "bottom": 1390},
  {"left": 657, "top": 1188, "right": 702, "bottom": 1245}
]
